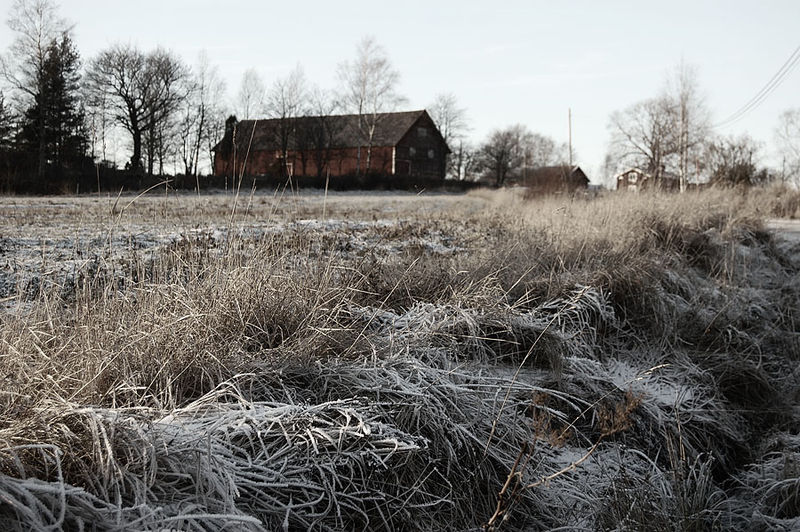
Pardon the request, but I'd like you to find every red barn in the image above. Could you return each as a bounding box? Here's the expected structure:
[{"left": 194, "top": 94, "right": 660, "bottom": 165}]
[
  {"left": 520, "top": 165, "right": 590, "bottom": 193},
  {"left": 212, "top": 110, "right": 450, "bottom": 180}
]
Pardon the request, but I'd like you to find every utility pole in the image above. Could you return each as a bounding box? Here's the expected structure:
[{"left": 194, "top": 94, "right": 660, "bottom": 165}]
[{"left": 568, "top": 108, "right": 573, "bottom": 167}]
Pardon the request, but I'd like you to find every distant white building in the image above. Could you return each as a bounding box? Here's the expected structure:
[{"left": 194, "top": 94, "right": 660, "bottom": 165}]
[{"left": 615, "top": 168, "right": 679, "bottom": 192}]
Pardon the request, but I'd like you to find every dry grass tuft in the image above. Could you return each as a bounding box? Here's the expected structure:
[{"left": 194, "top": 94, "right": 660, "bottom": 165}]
[{"left": 0, "top": 187, "right": 798, "bottom": 529}]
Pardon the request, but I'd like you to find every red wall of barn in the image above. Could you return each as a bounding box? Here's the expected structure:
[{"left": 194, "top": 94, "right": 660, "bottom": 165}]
[{"left": 214, "top": 146, "right": 397, "bottom": 177}]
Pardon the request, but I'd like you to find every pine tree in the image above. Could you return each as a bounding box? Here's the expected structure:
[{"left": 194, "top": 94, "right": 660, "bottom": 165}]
[
  {"left": 0, "top": 92, "right": 16, "bottom": 187},
  {"left": 17, "top": 33, "right": 87, "bottom": 179}
]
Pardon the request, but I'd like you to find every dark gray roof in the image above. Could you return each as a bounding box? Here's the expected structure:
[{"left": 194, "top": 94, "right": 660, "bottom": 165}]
[
  {"left": 526, "top": 165, "right": 590, "bottom": 186},
  {"left": 226, "top": 110, "right": 431, "bottom": 152}
]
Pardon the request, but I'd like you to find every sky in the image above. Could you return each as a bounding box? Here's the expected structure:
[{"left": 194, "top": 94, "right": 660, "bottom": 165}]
[{"left": 1, "top": 0, "right": 798, "bottom": 184}]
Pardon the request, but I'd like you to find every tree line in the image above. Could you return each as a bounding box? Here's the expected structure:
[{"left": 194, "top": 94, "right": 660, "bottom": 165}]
[
  {"left": 0, "top": 0, "right": 232, "bottom": 192},
  {"left": 0, "top": 0, "right": 798, "bottom": 193},
  {"left": 605, "top": 62, "right": 800, "bottom": 188},
  {"left": 0, "top": 0, "right": 574, "bottom": 192}
]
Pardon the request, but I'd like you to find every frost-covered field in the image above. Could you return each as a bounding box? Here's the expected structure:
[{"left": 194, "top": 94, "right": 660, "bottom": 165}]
[
  {"left": 0, "top": 187, "right": 799, "bottom": 530},
  {"left": 0, "top": 190, "right": 484, "bottom": 304}
]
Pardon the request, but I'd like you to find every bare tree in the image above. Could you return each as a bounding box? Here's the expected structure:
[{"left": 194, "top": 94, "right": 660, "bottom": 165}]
[
  {"left": 428, "top": 93, "right": 468, "bottom": 146},
  {"left": 450, "top": 140, "right": 470, "bottom": 181},
  {"left": 337, "top": 36, "right": 406, "bottom": 175},
  {"left": 665, "top": 61, "right": 711, "bottom": 191},
  {"left": 143, "top": 49, "right": 189, "bottom": 176},
  {"left": 477, "top": 126, "right": 522, "bottom": 186},
  {"left": 236, "top": 68, "right": 264, "bottom": 120},
  {"left": 177, "top": 52, "right": 227, "bottom": 181},
  {"left": 85, "top": 44, "right": 188, "bottom": 174},
  {"left": 85, "top": 84, "right": 109, "bottom": 165},
  {"left": 1, "top": 0, "right": 68, "bottom": 99},
  {"left": 428, "top": 92, "right": 469, "bottom": 179},
  {"left": 302, "top": 87, "right": 342, "bottom": 178},
  {"left": 204, "top": 106, "right": 229, "bottom": 177},
  {"left": 2, "top": 0, "right": 70, "bottom": 178},
  {"left": 775, "top": 108, "right": 800, "bottom": 185},
  {"left": 455, "top": 140, "right": 479, "bottom": 182},
  {"left": 0, "top": 92, "right": 13, "bottom": 146},
  {"left": 607, "top": 63, "right": 710, "bottom": 189},
  {"left": 477, "top": 125, "right": 568, "bottom": 186},
  {"left": 175, "top": 67, "right": 200, "bottom": 178},
  {"left": 522, "top": 132, "right": 569, "bottom": 169},
  {"left": 606, "top": 96, "right": 678, "bottom": 182},
  {"left": 196, "top": 55, "right": 227, "bottom": 176},
  {"left": 704, "top": 134, "right": 768, "bottom": 186},
  {"left": 264, "top": 65, "right": 307, "bottom": 177}
]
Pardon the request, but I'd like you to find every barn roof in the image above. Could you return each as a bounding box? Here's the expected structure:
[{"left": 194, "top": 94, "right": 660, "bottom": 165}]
[
  {"left": 526, "top": 165, "right": 590, "bottom": 187},
  {"left": 217, "top": 110, "right": 436, "bottom": 152}
]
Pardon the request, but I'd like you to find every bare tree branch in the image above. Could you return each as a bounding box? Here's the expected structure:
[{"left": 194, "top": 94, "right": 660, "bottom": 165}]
[{"left": 337, "top": 36, "right": 406, "bottom": 175}]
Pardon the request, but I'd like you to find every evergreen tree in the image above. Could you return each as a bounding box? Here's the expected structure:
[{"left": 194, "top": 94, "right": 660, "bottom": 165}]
[
  {"left": 17, "top": 33, "right": 87, "bottom": 179},
  {"left": 0, "top": 92, "right": 17, "bottom": 188}
]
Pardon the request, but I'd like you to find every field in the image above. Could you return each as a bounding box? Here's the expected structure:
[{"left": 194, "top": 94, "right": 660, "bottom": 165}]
[{"left": 0, "top": 186, "right": 799, "bottom": 531}]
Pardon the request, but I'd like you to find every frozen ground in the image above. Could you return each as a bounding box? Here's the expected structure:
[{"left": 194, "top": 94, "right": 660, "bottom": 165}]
[
  {"left": 0, "top": 190, "right": 491, "bottom": 303},
  {"left": 2, "top": 192, "right": 797, "bottom": 306},
  {"left": 2, "top": 191, "right": 798, "bottom": 308},
  {"left": 1, "top": 189, "right": 800, "bottom": 530}
]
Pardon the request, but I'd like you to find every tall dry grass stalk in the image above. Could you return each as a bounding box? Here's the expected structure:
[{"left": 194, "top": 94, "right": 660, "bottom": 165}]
[{"left": 0, "top": 186, "right": 798, "bottom": 530}]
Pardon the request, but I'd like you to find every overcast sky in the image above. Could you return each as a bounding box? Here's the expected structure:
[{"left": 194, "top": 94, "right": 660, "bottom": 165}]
[{"left": 1, "top": 0, "right": 798, "bottom": 183}]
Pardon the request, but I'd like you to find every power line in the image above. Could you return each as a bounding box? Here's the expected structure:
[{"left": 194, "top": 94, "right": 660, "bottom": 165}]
[
  {"left": 714, "top": 44, "right": 800, "bottom": 129},
  {"left": 714, "top": 44, "right": 800, "bottom": 128}
]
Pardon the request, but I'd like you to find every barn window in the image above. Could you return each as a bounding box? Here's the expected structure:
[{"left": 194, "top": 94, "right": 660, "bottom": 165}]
[
  {"left": 428, "top": 149, "right": 435, "bottom": 159},
  {"left": 417, "top": 127, "right": 428, "bottom": 137},
  {"left": 409, "top": 147, "right": 416, "bottom": 157}
]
